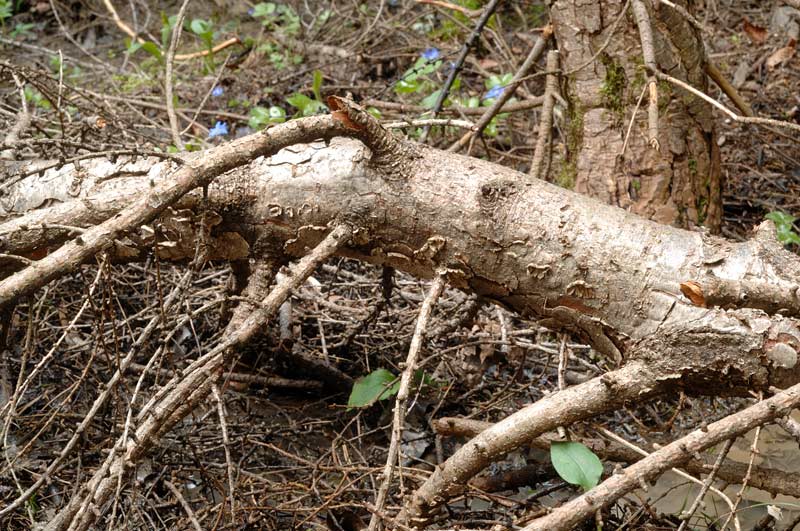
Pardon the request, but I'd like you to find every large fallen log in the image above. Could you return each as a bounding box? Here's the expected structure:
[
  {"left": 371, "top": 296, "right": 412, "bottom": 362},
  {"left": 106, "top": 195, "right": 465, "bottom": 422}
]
[{"left": 2, "top": 102, "right": 799, "bottom": 529}]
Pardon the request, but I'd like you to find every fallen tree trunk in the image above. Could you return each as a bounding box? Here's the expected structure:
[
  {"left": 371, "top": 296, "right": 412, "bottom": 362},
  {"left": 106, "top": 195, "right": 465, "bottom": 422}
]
[{"left": 2, "top": 104, "right": 799, "bottom": 528}]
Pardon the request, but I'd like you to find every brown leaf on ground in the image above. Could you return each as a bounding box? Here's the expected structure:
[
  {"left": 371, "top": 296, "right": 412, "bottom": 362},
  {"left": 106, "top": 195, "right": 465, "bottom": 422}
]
[
  {"left": 766, "top": 39, "right": 797, "bottom": 70},
  {"left": 743, "top": 19, "right": 768, "bottom": 44}
]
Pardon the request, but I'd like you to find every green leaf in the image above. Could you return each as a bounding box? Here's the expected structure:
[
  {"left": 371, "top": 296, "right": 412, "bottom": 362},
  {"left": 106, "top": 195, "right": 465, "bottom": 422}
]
[
  {"left": 268, "top": 105, "right": 287, "bottom": 122},
  {"left": 550, "top": 441, "right": 603, "bottom": 491},
  {"left": 766, "top": 211, "right": 797, "bottom": 227},
  {"left": 190, "top": 19, "right": 211, "bottom": 36},
  {"left": 286, "top": 93, "right": 326, "bottom": 116},
  {"left": 248, "top": 105, "right": 286, "bottom": 129},
  {"left": 125, "top": 38, "right": 142, "bottom": 54},
  {"left": 312, "top": 70, "right": 324, "bottom": 102},
  {"left": 420, "top": 89, "right": 442, "bottom": 110},
  {"left": 766, "top": 211, "right": 800, "bottom": 246},
  {"left": 251, "top": 2, "right": 277, "bottom": 18},
  {"left": 140, "top": 41, "right": 163, "bottom": 61},
  {"left": 286, "top": 92, "right": 313, "bottom": 112},
  {"left": 160, "top": 14, "right": 178, "bottom": 49},
  {"left": 394, "top": 78, "right": 420, "bottom": 94},
  {"left": 347, "top": 369, "right": 400, "bottom": 409}
]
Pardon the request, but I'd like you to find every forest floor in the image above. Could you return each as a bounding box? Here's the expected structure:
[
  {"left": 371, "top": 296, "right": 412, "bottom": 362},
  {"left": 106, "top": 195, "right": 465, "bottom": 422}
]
[{"left": 1, "top": 1, "right": 800, "bottom": 530}]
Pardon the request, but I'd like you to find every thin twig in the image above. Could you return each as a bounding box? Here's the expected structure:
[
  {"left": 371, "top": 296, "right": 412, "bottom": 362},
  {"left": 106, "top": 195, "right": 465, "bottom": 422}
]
[
  {"left": 212, "top": 384, "right": 236, "bottom": 522},
  {"left": 529, "top": 50, "right": 559, "bottom": 179},
  {"left": 720, "top": 394, "right": 764, "bottom": 531},
  {"left": 631, "top": 0, "right": 660, "bottom": 150},
  {"left": 656, "top": 0, "right": 712, "bottom": 35},
  {"left": 1, "top": 74, "right": 31, "bottom": 160},
  {"left": 383, "top": 118, "right": 474, "bottom": 129},
  {"left": 449, "top": 25, "right": 553, "bottom": 153},
  {"left": 705, "top": 61, "right": 754, "bottom": 117},
  {"left": 165, "top": 0, "right": 191, "bottom": 150},
  {"left": 620, "top": 82, "right": 649, "bottom": 157},
  {"left": 416, "top": 0, "right": 481, "bottom": 17},
  {"left": 368, "top": 273, "right": 446, "bottom": 531},
  {"left": 654, "top": 70, "right": 800, "bottom": 134},
  {"left": 419, "top": 0, "right": 503, "bottom": 143},
  {"left": 367, "top": 97, "right": 543, "bottom": 117},
  {"left": 676, "top": 439, "right": 734, "bottom": 531},
  {"left": 164, "top": 480, "right": 204, "bottom": 531}
]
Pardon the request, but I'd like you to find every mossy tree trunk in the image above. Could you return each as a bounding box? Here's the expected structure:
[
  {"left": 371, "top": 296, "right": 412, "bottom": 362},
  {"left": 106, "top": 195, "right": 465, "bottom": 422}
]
[{"left": 550, "top": 0, "right": 721, "bottom": 231}]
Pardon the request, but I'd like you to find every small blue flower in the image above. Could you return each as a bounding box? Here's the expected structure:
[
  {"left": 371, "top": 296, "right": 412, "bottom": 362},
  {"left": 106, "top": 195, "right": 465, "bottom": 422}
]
[
  {"left": 211, "top": 85, "right": 224, "bottom": 97},
  {"left": 208, "top": 121, "right": 229, "bottom": 139},
  {"left": 484, "top": 85, "right": 505, "bottom": 100},
  {"left": 421, "top": 47, "right": 440, "bottom": 61},
  {"left": 247, "top": 7, "right": 254, "bottom": 16}
]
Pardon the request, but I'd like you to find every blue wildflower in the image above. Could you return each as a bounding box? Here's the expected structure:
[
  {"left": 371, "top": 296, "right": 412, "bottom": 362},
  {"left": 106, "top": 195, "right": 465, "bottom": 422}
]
[
  {"left": 484, "top": 85, "right": 505, "bottom": 100},
  {"left": 421, "top": 47, "right": 440, "bottom": 61},
  {"left": 247, "top": 7, "right": 254, "bottom": 16},
  {"left": 211, "top": 85, "right": 224, "bottom": 97},
  {"left": 208, "top": 121, "right": 229, "bottom": 139}
]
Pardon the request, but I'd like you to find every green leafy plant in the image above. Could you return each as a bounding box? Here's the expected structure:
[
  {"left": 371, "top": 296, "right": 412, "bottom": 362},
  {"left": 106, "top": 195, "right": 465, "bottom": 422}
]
[
  {"left": 189, "top": 19, "right": 214, "bottom": 49},
  {"left": 247, "top": 105, "right": 287, "bottom": 129},
  {"left": 348, "top": 369, "right": 400, "bottom": 409},
  {"left": 256, "top": 42, "right": 303, "bottom": 70},
  {"left": 188, "top": 18, "right": 219, "bottom": 72},
  {"left": 9, "top": 21, "right": 32, "bottom": 38},
  {"left": 160, "top": 13, "right": 178, "bottom": 48},
  {"left": 24, "top": 86, "right": 51, "bottom": 109},
  {"left": 480, "top": 73, "right": 514, "bottom": 137},
  {"left": 394, "top": 54, "right": 442, "bottom": 96},
  {"left": 286, "top": 70, "right": 327, "bottom": 117},
  {"left": 765, "top": 211, "right": 800, "bottom": 246},
  {"left": 251, "top": 2, "right": 301, "bottom": 36},
  {"left": 347, "top": 369, "right": 434, "bottom": 409},
  {"left": 550, "top": 441, "right": 603, "bottom": 491},
  {"left": 125, "top": 38, "right": 162, "bottom": 63},
  {"left": 0, "top": 0, "right": 13, "bottom": 25},
  {"left": 427, "top": 0, "right": 482, "bottom": 41}
]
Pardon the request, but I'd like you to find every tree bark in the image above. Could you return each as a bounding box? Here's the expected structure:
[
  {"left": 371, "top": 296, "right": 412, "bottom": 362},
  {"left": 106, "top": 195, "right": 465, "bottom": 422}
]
[
  {"left": 550, "top": 0, "right": 722, "bottom": 231},
  {"left": 2, "top": 133, "right": 798, "bottom": 392}
]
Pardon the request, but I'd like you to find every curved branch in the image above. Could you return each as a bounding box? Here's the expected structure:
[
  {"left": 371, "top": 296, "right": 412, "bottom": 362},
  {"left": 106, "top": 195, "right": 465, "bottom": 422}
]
[
  {"left": 400, "top": 361, "right": 661, "bottom": 527},
  {"left": 522, "top": 382, "right": 800, "bottom": 531}
]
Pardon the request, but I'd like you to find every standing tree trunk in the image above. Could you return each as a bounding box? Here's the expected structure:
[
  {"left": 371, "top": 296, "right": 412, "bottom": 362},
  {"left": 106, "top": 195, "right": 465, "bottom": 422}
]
[{"left": 550, "top": 0, "right": 722, "bottom": 231}]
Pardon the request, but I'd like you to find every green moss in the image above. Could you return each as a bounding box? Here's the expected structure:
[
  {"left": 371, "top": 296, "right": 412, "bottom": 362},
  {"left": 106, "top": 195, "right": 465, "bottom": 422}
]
[
  {"left": 688, "top": 158, "right": 697, "bottom": 176},
  {"left": 696, "top": 196, "right": 707, "bottom": 224},
  {"left": 599, "top": 54, "right": 627, "bottom": 124},
  {"left": 557, "top": 161, "right": 577, "bottom": 189},
  {"left": 556, "top": 95, "right": 584, "bottom": 190}
]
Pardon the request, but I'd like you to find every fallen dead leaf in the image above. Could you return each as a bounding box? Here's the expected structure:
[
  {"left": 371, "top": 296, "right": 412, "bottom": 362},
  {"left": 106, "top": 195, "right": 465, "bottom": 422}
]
[
  {"left": 743, "top": 19, "right": 768, "bottom": 44},
  {"left": 766, "top": 39, "right": 797, "bottom": 70}
]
